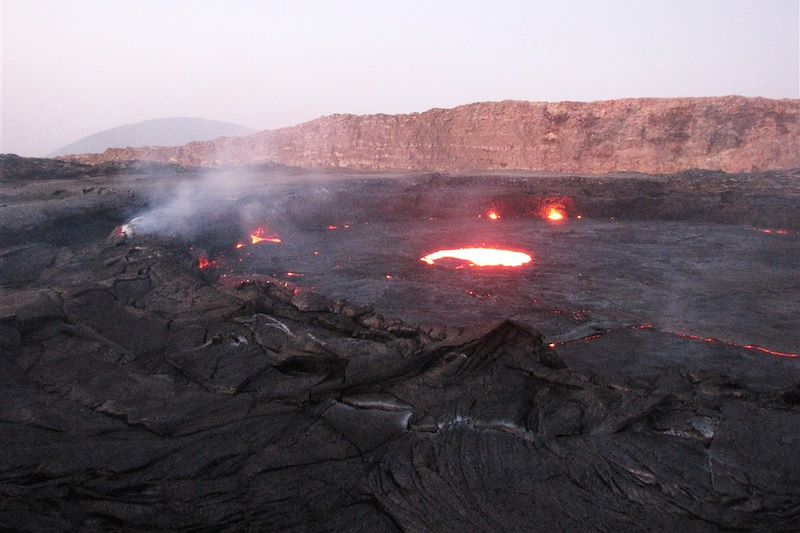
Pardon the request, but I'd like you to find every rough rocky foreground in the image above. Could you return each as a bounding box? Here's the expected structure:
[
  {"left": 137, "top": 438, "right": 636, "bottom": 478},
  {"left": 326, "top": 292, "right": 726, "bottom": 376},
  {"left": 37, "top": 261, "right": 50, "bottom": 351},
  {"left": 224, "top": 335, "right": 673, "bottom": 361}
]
[
  {"left": 64, "top": 96, "right": 800, "bottom": 173},
  {"left": 1, "top": 213, "right": 799, "bottom": 529}
]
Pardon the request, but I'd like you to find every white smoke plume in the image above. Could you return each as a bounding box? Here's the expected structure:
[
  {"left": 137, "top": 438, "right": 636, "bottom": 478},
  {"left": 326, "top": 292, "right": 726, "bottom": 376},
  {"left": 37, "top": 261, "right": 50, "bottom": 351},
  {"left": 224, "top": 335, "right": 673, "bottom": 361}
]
[{"left": 123, "top": 167, "right": 281, "bottom": 239}]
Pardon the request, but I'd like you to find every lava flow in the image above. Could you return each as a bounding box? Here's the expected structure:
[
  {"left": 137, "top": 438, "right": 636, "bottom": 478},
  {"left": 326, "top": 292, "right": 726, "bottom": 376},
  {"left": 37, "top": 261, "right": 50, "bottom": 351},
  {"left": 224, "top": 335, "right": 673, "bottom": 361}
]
[
  {"left": 250, "top": 228, "right": 282, "bottom": 245},
  {"left": 421, "top": 247, "right": 532, "bottom": 267},
  {"left": 671, "top": 332, "right": 800, "bottom": 359}
]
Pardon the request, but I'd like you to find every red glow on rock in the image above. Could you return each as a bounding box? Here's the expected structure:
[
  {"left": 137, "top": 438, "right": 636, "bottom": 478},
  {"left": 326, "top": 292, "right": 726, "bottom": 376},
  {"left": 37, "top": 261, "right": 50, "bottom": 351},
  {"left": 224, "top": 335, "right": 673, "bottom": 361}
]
[
  {"left": 197, "top": 257, "right": 216, "bottom": 270},
  {"left": 234, "top": 242, "right": 246, "bottom": 249},
  {"left": 327, "top": 225, "right": 337, "bottom": 230},
  {"left": 250, "top": 228, "right": 281, "bottom": 245},
  {"left": 760, "top": 228, "right": 789, "bottom": 235},
  {"left": 420, "top": 247, "right": 532, "bottom": 267}
]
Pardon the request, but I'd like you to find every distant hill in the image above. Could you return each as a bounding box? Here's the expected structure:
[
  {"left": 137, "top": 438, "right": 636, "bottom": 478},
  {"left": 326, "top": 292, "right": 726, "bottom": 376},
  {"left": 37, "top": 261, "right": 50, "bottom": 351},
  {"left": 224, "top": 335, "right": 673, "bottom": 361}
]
[{"left": 50, "top": 117, "right": 255, "bottom": 156}]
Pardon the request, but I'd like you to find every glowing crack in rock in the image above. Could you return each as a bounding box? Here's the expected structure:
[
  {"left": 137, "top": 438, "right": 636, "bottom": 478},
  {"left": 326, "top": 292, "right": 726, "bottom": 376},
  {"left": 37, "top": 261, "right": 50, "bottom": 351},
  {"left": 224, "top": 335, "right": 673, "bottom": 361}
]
[
  {"left": 250, "top": 228, "right": 282, "bottom": 245},
  {"left": 488, "top": 210, "right": 500, "bottom": 220},
  {"left": 420, "top": 248, "right": 532, "bottom": 267},
  {"left": 547, "top": 323, "right": 800, "bottom": 359}
]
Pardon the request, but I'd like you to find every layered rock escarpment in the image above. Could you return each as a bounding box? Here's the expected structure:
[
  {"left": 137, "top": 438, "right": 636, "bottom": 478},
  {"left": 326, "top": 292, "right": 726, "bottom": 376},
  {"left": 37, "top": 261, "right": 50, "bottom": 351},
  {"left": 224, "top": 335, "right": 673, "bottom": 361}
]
[{"left": 65, "top": 96, "right": 800, "bottom": 173}]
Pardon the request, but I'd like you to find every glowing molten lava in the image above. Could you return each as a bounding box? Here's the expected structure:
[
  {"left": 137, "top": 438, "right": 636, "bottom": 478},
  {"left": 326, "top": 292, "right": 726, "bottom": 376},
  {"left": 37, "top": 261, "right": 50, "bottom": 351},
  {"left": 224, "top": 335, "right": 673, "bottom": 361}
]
[
  {"left": 197, "top": 257, "right": 216, "bottom": 270},
  {"left": 488, "top": 210, "right": 500, "bottom": 220},
  {"left": 250, "top": 228, "right": 281, "bottom": 245},
  {"left": 420, "top": 247, "right": 532, "bottom": 267},
  {"left": 760, "top": 228, "right": 789, "bottom": 235},
  {"left": 546, "top": 208, "right": 565, "bottom": 221}
]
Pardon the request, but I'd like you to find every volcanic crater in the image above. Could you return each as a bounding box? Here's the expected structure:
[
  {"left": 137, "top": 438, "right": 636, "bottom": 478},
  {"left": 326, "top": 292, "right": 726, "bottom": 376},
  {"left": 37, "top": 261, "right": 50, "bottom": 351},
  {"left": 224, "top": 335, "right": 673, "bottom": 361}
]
[{"left": 1, "top": 155, "right": 799, "bottom": 531}]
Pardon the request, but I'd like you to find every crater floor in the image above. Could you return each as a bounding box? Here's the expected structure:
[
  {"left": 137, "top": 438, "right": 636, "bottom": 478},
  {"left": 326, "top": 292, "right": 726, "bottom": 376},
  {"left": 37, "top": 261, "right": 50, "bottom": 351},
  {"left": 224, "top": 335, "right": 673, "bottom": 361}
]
[{"left": 1, "top": 159, "right": 798, "bottom": 531}]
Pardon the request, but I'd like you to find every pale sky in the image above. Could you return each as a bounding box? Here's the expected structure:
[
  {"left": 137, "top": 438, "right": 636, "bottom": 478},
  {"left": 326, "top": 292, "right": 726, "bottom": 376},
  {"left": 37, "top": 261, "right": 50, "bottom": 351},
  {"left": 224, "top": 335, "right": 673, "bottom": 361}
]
[{"left": 2, "top": 0, "right": 798, "bottom": 156}]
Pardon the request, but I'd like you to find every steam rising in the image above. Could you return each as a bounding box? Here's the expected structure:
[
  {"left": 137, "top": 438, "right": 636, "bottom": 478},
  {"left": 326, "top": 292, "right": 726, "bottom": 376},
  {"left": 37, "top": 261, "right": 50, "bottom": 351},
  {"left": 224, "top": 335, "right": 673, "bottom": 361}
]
[{"left": 124, "top": 168, "right": 286, "bottom": 239}]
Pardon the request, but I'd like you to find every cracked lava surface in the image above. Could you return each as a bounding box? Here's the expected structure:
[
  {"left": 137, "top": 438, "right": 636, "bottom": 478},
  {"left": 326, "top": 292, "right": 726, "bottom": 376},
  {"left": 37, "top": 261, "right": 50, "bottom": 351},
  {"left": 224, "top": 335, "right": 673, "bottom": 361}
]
[{"left": 1, "top": 159, "right": 799, "bottom": 531}]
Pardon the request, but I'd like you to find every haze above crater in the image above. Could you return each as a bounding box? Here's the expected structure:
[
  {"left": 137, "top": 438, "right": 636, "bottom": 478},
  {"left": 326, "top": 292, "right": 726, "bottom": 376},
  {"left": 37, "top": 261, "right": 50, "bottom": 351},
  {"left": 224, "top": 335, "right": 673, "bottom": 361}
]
[{"left": 2, "top": 0, "right": 798, "bottom": 156}]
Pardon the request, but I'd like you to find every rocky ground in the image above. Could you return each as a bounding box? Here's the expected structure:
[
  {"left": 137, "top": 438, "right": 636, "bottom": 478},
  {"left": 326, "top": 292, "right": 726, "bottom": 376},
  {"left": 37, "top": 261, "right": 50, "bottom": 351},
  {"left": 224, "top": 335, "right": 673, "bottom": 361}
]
[{"left": 1, "top": 157, "right": 799, "bottom": 531}]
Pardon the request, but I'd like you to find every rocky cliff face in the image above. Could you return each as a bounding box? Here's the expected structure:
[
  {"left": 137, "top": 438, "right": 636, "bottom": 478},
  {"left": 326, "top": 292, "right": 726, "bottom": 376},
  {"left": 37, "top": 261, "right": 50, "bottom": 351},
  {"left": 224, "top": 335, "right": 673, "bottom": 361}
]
[{"left": 67, "top": 97, "right": 800, "bottom": 173}]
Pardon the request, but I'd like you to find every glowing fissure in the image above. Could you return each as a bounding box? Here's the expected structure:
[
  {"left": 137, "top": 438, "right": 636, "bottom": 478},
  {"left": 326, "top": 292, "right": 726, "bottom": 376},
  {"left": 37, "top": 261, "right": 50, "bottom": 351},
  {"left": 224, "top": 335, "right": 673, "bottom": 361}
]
[
  {"left": 250, "top": 228, "right": 281, "bottom": 245},
  {"left": 548, "top": 323, "right": 799, "bottom": 359},
  {"left": 421, "top": 247, "right": 532, "bottom": 267},
  {"left": 671, "top": 332, "right": 799, "bottom": 359}
]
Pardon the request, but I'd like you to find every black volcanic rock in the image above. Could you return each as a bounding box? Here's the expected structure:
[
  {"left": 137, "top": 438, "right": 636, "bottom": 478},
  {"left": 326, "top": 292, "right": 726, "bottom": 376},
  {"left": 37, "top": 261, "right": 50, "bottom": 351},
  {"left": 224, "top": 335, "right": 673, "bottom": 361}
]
[
  {"left": 0, "top": 229, "right": 798, "bottom": 531},
  {"left": 1, "top": 160, "right": 799, "bottom": 531},
  {"left": 0, "top": 154, "right": 103, "bottom": 181}
]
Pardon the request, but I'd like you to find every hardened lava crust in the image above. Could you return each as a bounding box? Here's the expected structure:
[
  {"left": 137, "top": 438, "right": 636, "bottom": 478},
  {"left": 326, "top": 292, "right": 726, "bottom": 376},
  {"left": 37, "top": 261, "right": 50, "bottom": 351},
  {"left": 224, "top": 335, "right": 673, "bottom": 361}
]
[{"left": 1, "top": 156, "right": 799, "bottom": 531}]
